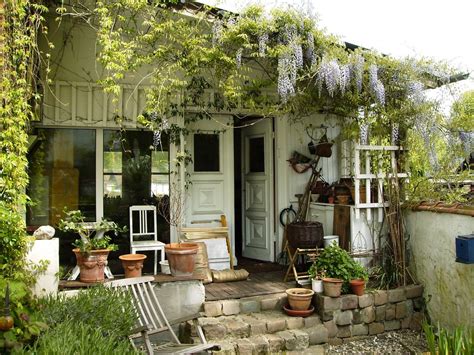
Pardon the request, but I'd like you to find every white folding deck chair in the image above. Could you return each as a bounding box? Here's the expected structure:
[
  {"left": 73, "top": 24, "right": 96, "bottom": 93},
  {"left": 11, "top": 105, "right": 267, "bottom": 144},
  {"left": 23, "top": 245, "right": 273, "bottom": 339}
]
[
  {"left": 108, "top": 276, "right": 218, "bottom": 354},
  {"left": 129, "top": 205, "right": 165, "bottom": 274}
]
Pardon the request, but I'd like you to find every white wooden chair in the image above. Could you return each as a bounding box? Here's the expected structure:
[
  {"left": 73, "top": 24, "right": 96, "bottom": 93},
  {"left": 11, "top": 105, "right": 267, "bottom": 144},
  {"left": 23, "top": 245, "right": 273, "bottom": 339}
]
[
  {"left": 129, "top": 205, "right": 165, "bottom": 274},
  {"left": 108, "top": 276, "right": 218, "bottom": 354}
]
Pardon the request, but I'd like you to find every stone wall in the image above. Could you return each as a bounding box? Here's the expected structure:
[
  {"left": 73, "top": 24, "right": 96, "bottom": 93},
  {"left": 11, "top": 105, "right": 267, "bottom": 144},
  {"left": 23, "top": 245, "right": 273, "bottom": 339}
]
[
  {"left": 405, "top": 210, "right": 474, "bottom": 328},
  {"left": 315, "top": 285, "right": 424, "bottom": 344}
]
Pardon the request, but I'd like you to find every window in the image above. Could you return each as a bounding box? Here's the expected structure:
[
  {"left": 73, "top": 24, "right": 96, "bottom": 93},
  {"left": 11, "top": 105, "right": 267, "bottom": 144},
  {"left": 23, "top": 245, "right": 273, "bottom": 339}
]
[
  {"left": 249, "top": 136, "right": 265, "bottom": 173},
  {"left": 194, "top": 133, "right": 220, "bottom": 172},
  {"left": 27, "top": 129, "right": 96, "bottom": 226}
]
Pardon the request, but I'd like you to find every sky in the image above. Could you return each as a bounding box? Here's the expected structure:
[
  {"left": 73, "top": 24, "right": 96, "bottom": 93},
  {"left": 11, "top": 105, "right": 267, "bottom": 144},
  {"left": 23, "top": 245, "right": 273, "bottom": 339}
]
[{"left": 201, "top": 0, "right": 474, "bottom": 111}]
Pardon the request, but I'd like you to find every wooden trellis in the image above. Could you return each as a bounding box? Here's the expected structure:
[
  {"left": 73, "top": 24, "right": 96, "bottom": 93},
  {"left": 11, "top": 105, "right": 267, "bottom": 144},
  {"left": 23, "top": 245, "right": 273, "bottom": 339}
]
[{"left": 353, "top": 144, "right": 408, "bottom": 222}]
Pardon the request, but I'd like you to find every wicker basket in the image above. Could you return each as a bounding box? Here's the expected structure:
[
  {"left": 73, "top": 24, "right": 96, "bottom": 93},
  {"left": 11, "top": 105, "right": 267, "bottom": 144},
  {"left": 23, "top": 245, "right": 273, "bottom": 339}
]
[{"left": 286, "top": 222, "right": 324, "bottom": 249}]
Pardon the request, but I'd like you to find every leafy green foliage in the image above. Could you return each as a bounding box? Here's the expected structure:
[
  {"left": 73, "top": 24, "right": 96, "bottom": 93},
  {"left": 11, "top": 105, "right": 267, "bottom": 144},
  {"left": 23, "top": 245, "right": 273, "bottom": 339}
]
[
  {"left": 0, "top": 278, "right": 48, "bottom": 351},
  {"left": 314, "top": 244, "right": 368, "bottom": 293},
  {"left": 58, "top": 209, "right": 126, "bottom": 253},
  {"left": 451, "top": 90, "right": 474, "bottom": 132},
  {"left": 423, "top": 322, "right": 474, "bottom": 355}
]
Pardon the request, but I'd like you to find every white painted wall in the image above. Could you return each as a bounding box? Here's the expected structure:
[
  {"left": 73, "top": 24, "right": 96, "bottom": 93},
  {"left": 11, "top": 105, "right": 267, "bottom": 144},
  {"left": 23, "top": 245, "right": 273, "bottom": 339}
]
[{"left": 405, "top": 210, "right": 474, "bottom": 328}]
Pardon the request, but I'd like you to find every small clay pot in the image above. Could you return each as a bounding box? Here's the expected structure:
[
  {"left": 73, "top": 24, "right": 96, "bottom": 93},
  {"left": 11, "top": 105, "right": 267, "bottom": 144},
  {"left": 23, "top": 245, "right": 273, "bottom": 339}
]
[
  {"left": 119, "top": 254, "right": 147, "bottom": 278},
  {"left": 322, "top": 278, "right": 343, "bottom": 297},
  {"left": 336, "top": 195, "right": 350, "bottom": 205},
  {"left": 350, "top": 279, "right": 366, "bottom": 296},
  {"left": 285, "top": 288, "right": 315, "bottom": 311}
]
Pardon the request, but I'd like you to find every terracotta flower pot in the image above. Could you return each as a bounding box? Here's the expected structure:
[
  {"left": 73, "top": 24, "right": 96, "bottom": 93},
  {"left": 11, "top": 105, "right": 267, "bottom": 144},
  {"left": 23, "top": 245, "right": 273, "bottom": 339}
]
[
  {"left": 165, "top": 243, "right": 199, "bottom": 277},
  {"left": 322, "top": 278, "right": 343, "bottom": 297},
  {"left": 73, "top": 248, "right": 110, "bottom": 283},
  {"left": 285, "top": 288, "right": 315, "bottom": 311},
  {"left": 119, "top": 254, "right": 147, "bottom": 278},
  {"left": 350, "top": 279, "right": 366, "bottom": 296}
]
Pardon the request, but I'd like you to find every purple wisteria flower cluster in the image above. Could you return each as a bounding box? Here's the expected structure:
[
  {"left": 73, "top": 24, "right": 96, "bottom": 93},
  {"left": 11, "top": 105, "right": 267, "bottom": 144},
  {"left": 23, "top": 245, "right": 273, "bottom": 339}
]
[
  {"left": 406, "top": 81, "right": 424, "bottom": 104},
  {"left": 212, "top": 20, "right": 223, "bottom": 46},
  {"left": 278, "top": 52, "right": 296, "bottom": 103},
  {"left": 258, "top": 33, "right": 268, "bottom": 57},
  {"left": 236, "top": 48, "right": 243, "bottom": 68},
  {"left": 353, "top": 54, "right": 364, "bottom": 93},
  {"left": 305, "top": 32, "right": 316, "bottom": 66},
  {"left": 369, "top": 64, "right": 385, "bottom": 106},
  {"left": 316, "top": 59, "right": 341, "bottom": 97}
]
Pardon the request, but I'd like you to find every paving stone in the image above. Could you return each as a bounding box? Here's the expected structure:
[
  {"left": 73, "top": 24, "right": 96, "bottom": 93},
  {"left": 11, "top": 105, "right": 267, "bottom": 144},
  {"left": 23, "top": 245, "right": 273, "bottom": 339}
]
[
  {"left": 337, "top": 325, "right": 352, "bottom": 338},
  {"left": 263, "top": 334, "right": 284, "bottom": 352},
  {"left": 260, "top": 297, "right": 281, "bottom": 311},
  {"left": 374, "top": 290, "right": 388, "bottom": 306},
  {"left": 213, "top": 340, "right": 235, "bottom": 354},
  {"left": 321, "top": 310, "right": 334, "bottom": 322},
  {"left": 358, "top": 294, "right": 374, "bottom": 308},
  {"left": 368, "top": 322, "right": 384, "bottom": 335},
  {"left": 323, "top": 320, "right": 337, "bottom": 338},
  {"left": 286, "top": 316, "right": 304, "bottom": 329},
  {"left": 276, "top": 330, "right": 296, "bottom": 350},
  {"left": 304, "top": 324, "right": 328, "bottom": 345},
  {"left": 220, "top": 318, "right": 249, "bottom": 338},
  {"left": 352, "top": 309, "right": 363, "bottom": 324},
  {"left": 341, "top": 295, "right": 358, "bottom": 310},
  {"left": 401, "top": 316, "right": 411, "bottom": 329},
  {"left": 262, "top": 315, "right": 286, "bottom": 333},
  {"left": 361, "top": 306, "right": 375, "bottom": 323},
  {"left": 385, "top": 304, "right": 396, "bottom": 321},
  {"left": 413, "top": 297, "right": 424, "bottom": 311},
  {"left": 375, "top": 305, "right": 386, "bottom": 322},
  {"left": 395, "top": 301, "right": 408, "bottom": 319},
  {"left": 316, "top": 294, "right": 342, "bottom": 312},
  {"left": 405, "top": 284, "right": 423, "bottom": 299},
  {"left": 247, "top": 319, "right": 267, "bottom": 336},
  {"left": 410, "top": 312, "right": 424, "bottom": 331},
  {"left": 249, "top": 335, "right": 269, "bottom": 354},
  {"left": 234, "top": 338, "right": 254, "bottom": 354},
  {"left": 203, "top": 301, "right": 222, "bottom": 317},
  {"left": 385, "top": 320, "right": 401, "bottom": 331},
  {"left": 199, "top": 318, "right": 227, "bottom": 340},
  {"left": 240, "top": 300, "right": 261, "bottom": 314},
  {"left": 342, "top": 336, "right": 370, "bottom": 344},
  {"left": 328, "top": 337, "right": 343, "bottom": 345},
  {"left": 287, "top": 345, "right": 325, "bottom": 355},
  {"left": 221, "top": 300, "right": 240, "bottom": 316},
  {"left": 388, "top": 288, "right": 406, "bottom": 303},
  {"left": 335, "top": 310, "right": 353, "bottom": 326},
  {"left": 288, "top": 329, "right": 310, "bottom": 350},
  {"left": 352, "top": 323, "right": 368, "bottom": 336},
  {"left": 304, "top": 315, "right": 321, "bottom": 328}
]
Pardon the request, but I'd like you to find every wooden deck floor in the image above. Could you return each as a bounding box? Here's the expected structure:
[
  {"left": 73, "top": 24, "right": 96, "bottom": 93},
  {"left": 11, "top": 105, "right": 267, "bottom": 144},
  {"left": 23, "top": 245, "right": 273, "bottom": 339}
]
[{"left": 205, "top": 269, "right": 292, "bottom": 301}]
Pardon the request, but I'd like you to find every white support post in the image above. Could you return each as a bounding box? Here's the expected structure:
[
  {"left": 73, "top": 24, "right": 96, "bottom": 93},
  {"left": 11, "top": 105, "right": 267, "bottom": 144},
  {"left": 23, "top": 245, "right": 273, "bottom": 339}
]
[
  {"left": 96, "top": 128, "right": 104, "bottom": 221},
  {"left": 365, "top": 149, "right": 372, "bottom": 221},
  {"left": 354, "top": 145, "right": 360, "bottom": 220}
]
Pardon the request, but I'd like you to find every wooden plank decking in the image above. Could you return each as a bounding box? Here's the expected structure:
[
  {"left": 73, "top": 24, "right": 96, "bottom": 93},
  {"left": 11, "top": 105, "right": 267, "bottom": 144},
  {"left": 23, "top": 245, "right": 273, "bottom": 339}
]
[{"left": 205, "top": 270, "right": 292, "bottom": 301}]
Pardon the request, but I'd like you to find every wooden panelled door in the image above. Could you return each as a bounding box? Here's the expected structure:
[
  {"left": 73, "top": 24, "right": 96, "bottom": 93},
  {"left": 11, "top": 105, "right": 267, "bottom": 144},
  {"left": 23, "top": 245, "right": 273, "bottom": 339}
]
[{"left": 241, "top": 119, "right": 274, "bottom": 261}]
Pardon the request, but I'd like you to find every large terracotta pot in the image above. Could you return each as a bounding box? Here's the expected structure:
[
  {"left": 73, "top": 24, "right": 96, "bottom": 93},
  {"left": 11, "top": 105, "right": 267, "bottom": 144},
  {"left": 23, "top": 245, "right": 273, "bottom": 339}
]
[
  {"left": 73, "top": 248, "right": 110, "bottom": 283},
  {"left": 322, "top": 278, "right": 343, "bottom": 297},
  {"left": 350, "top": 279, "right": 366, "bottom": 296},
  {"left": 165, "top": 243, "right": 199, "bottom": 277},
  {"left": 119, "top": 254, "right": 147, "bottom": 278},
  {"left": 286, "top": 288, "right": 315, "bottom": 311}
]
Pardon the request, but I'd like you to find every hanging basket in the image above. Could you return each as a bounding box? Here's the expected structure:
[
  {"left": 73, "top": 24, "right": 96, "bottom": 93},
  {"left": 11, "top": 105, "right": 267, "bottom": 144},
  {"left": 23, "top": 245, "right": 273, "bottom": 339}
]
[{"left": 315, "top": 142, "right": 333, "bottom": 158}]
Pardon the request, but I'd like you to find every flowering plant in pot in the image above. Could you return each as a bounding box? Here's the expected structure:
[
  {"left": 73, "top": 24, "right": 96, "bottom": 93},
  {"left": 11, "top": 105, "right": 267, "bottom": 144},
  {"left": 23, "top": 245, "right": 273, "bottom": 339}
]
[{"left": 58, "top": 209, "right": 126, "bottom": 283}]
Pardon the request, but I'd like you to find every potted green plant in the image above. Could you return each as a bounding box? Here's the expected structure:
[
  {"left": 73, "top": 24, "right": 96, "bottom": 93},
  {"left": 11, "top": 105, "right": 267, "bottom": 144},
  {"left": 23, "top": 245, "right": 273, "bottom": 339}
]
[
  {"left": 308, "top": 263, "right": 324, "bottom": 293},
  {"left": 314, "top": 244, "right": 368, "bottom": 296},
  {"left": 349, "top": 262, "right": 369, "bottom": 296},
  {"left": 58, "top": 209, "right": 126, "bottom": 283}
]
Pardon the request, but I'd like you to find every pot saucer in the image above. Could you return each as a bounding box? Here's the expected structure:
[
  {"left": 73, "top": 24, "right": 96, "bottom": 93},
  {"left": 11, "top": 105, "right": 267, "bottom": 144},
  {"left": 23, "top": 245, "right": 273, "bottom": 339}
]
[{"left": 283, "top": 304, "right": 315, "bottom": 317}]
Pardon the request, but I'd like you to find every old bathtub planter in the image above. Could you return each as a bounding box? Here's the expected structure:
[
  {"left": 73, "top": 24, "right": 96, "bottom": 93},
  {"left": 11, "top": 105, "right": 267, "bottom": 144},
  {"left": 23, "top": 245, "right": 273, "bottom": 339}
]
[
  {"left": 285, "top": 288, "right": 314, "bottom": 311},
  {"left": 165, "top": 243, "right": 199, "bottom": 277},
  {"left": 58, "top": 209, "right": 125, "bottom": 283},
  {"left": 119, "top": 254, "right": 147, "bottom": 278}
]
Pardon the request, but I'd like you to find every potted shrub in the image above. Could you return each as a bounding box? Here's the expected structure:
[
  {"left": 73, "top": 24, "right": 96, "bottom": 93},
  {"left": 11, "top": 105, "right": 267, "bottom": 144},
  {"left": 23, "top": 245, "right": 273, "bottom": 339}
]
[
  {"left": 349, "top": 262, "right": 369, "bottom": 296},
  {"left": 314, "top": 244, "right": 368, "bottom": 295},
  {"left": 58, "top": 210, "right": 126, "bottom": 283}
]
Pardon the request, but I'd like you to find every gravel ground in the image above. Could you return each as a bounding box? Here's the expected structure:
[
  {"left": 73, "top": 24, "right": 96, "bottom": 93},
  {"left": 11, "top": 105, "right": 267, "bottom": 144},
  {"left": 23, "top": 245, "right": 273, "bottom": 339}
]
[{"left": 326, "top": 330, "right": 428, "bottom": 354}]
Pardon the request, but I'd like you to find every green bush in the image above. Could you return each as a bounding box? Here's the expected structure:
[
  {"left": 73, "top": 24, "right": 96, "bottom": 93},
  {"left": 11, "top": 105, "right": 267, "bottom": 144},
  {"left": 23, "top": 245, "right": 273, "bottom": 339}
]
[
  {"left": 23, "top": 321, "right": 137, "bottom": 355},
  {"left": 38, "top": 285, "right": 137, "bottom": 338},
  {"left": 314, "top": 244, "right": 368, "bottom": 293},
  {"left": 423, "top": 322, "right": 474, "bottom": 355}
]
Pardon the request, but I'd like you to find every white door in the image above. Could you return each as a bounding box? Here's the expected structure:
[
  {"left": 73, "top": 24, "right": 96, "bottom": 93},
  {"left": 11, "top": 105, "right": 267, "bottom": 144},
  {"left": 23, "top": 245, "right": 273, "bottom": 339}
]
[{"left": 242, "top": 119, "right": 274, "bottom": 261}]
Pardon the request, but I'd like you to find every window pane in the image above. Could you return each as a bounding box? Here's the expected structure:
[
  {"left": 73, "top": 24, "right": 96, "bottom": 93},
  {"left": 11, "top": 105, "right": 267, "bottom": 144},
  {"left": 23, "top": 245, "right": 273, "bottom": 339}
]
[
  {"left": 152, "top": 151, "right": 169, "bottom": 173},
  {"left": 194, "top": 133, "right": 219, "bottom": 172},
  {"left": 104, "top": 175, "right": 122, "bottom": 197},
  {"left": 249, "top": 136, "right": 265, "bottom": 173},
  {"left": 104, "top": 152, "right": 122, "bottom": 173},
  {"left": 27, "top": 129, "right": 96, "bottom": 226},
  {"left": 151, "top": 175, "right": 170, "bottom": 196}
]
